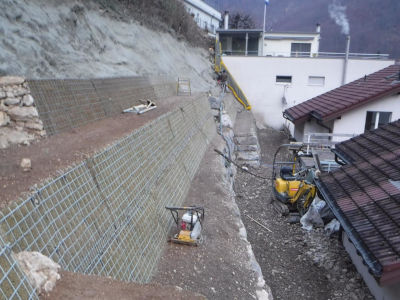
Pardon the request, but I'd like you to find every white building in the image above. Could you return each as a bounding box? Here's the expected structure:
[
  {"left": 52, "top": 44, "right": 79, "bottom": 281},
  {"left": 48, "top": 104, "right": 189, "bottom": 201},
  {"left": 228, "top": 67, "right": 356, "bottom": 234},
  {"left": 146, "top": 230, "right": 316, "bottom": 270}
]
[
  {"left": 216, "top": 25, "right": 320, "bottom": 57},
  {"left": 183, "top": 0, "right": 222, "bottom": 36},
  {"left": 283, "top": 64, "right": 400, "bottom": 142},
  {"left": 221, "top": 55, "right": 394, "bottom": 130},
  {"left": 263, "top": 30, "right": 320, "bottom": 57}
]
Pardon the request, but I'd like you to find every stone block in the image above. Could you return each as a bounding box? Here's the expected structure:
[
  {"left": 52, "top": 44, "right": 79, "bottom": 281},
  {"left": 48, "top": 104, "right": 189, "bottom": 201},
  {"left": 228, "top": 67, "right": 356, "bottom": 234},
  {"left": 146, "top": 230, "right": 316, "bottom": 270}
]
[
  {"left": 0, "top": 91, "right": 6, "bottom": 99},
  {"left": 0, "top": 127, "right": 35, "bottom": 147},
  {"left": 4, "top": 97, "right": 21, "bottom": 106},
  {"left": 237, "top": 144, "right": 258, "bottom": 152},
  {"left": 25, "top": 121, "right": 44, "bottom": 131},
  {"left": 20, "top": 158, "right": 32, "bottom": 171},
  {"left": 8, "top": 87, "right": 29, "bottom": 98},
  {"left": 21, "top": 94, "right": 34, "bottom": 106},
  {"left": 7, "top": 106, "right": 39, "bottom": 121},
  {"left": 236, "top": 151, "right": 260, "bottom": 161},
  {"left": 0, "top": 111, "right": 10, "bottom": 127},
  {"left": 0, "top": 76, "right": 25, "bottom": 86},
  {"left": 235, "top": 135, "right": 258, "bottom": 145}
]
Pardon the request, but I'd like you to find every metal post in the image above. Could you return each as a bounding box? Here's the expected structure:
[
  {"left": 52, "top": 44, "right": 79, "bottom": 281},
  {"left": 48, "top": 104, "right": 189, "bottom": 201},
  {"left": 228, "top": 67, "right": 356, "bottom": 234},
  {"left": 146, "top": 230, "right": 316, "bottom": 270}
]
[
  {"left": 262, "top": 4, "right": 266, "bottom": 56},
  {"left": 245, "top": 33, "right": 249, "bottom": 56}
]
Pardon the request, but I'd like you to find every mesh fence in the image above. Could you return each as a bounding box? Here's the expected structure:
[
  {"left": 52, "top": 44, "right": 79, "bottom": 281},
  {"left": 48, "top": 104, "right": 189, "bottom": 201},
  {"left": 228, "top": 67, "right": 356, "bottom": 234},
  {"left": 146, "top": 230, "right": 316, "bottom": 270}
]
[
  {"left": 28, "top": 76, "right": 176, "bottom": 135},
  {"left": 0, "top": 96, "right": 216, "bottom": 299}
]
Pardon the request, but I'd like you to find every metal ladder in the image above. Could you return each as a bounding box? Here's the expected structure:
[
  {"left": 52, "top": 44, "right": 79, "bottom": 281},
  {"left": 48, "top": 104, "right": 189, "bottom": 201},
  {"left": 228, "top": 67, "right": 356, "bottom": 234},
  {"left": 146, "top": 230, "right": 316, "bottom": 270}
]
[{"left": 177, "top": 78, "right": 191, "bottom": 96}]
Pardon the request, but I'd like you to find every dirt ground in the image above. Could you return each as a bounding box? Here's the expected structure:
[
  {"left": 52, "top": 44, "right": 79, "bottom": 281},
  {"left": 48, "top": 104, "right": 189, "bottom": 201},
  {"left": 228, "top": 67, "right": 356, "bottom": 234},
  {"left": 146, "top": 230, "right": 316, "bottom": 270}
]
[
  {"left": 153, "top": 133, "right": 270, "bottom": 299},
  {"left": 233, "top": 124, "right": 374, "bottom": 300},
  {"left": 0, "top": 94, "right": 200, "bottom": 209},
  {"left": 42, "top": 271, "right": 205, "bottom": 300}
]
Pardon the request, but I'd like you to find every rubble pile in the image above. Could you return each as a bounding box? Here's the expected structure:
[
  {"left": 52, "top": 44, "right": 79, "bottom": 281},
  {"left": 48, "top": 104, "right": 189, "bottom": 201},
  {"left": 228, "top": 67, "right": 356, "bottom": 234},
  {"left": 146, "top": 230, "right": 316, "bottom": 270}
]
[
  {"left": 0, "top": 76, "right": 46, "bottom": 149},
  {"left": 303, "top": 230, "right": 373, "bottom": 300}
]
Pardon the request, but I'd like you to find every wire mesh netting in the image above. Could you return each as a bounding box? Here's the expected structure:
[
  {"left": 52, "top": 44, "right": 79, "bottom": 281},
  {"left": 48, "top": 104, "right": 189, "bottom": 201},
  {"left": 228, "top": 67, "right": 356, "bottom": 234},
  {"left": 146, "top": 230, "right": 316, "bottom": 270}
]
[
  {"left": 0, "top": 96, "right": 216, "bottom": 299},
  {"left": 28, "top": 76, "right": 176, "bottom": 135}
]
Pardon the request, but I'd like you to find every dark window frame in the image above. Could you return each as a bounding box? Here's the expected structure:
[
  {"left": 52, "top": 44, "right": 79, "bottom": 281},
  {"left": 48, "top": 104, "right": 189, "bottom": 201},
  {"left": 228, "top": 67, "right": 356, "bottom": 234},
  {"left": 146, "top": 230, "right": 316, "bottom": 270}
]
[
  {"left": 364, "top": 111, "right": 392, "bottom": 132},
  {"left": 276, "top": 75, "right": 292, "bottom": 84}
]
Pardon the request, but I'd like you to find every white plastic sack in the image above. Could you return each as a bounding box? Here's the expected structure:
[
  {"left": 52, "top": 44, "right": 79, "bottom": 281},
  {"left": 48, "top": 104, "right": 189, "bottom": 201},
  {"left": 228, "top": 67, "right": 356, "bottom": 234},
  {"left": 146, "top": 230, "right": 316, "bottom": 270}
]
[{"left": 300, "top": 197, "right": 326, "bottom": 231}]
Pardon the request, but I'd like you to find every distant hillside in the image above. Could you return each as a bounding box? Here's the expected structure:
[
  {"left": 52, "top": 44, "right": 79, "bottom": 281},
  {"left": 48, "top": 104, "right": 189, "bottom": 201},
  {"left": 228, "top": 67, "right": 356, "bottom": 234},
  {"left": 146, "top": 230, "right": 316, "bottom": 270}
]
[{"left": 207, "top": 0, "right": 400, "bottom": 59}]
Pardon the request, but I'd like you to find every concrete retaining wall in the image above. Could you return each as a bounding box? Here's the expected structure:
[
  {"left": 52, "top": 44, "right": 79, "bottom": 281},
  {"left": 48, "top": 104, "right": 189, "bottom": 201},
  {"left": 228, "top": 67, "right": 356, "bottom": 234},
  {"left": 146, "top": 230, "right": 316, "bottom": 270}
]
[{"left": 0, "top": 94, "right": 216, "bottom": 299}]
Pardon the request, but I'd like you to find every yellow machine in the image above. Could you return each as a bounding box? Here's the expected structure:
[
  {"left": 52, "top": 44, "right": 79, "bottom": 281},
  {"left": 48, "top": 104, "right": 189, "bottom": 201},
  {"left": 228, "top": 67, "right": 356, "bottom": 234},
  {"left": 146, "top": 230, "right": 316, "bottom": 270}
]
[
  {"left": 165, "top": 206, "right": 204, "bottom": 246},
  {"left": 272, "top": 143, "right": 319, "bottom": 215}
]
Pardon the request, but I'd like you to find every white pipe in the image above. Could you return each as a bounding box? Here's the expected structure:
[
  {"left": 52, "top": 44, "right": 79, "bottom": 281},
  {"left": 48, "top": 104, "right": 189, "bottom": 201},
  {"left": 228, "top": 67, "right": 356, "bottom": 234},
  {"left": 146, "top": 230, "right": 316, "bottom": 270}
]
[
  {"left": 262, "top": 4, "right": 266, "bottom": 56},
  {"left": 342, "top": 35, "right": 351, "bottom": 85},
  {"left": 224, "top": 11, "right": 229, "bottom": 30}
]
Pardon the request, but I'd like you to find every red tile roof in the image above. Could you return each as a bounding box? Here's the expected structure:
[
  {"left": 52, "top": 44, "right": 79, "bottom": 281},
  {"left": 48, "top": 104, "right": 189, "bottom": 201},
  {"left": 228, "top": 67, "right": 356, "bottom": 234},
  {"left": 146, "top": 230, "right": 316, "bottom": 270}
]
[
  {"left": 316, "top": 120, "right": 400, "bottom": 285},
  {"left": 284, "top": 64, "right": 400, "bottom": 124}
]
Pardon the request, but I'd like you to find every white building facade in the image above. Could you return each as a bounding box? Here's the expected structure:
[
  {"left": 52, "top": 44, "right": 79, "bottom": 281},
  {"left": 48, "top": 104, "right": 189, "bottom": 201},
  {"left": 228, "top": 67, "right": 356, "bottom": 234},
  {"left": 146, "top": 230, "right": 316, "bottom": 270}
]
[
  {"left": 263, "top": 31, "right": 320, "bottom": 57},
  {"left": 183, "top": 0, "right": 221, "bottom": 36},
  {"left": 221, "top": 56, "right": 395, "bottom": 131}
]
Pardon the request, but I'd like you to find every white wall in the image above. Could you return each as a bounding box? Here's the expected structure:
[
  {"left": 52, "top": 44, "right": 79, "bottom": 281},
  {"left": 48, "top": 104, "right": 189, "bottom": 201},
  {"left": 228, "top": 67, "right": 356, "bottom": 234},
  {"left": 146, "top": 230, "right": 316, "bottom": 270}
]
[
  {"left": 263, "top": 33, "right": 320, "bottom": 57},
  {"left": 332, "top": 94, "right": 400, "bottom": 142},
  {"left": 184, "top": 0, "right": 221, "bottom": 34},
  {"left": 222, "top": 56, "right": 394, "bottom": 131}
]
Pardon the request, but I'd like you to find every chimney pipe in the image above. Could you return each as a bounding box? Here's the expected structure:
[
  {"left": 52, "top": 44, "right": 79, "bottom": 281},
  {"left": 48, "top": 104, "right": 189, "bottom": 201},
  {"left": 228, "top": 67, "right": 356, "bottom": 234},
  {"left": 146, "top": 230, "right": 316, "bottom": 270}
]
[
  {"left": 342, "top": 35, "right": 351, "bottom": 85},
  {"left": 316, "top": 23, "right": 321, "bottom": 33},
  {"left": 224, "top": 11, "right": 229, "bottom": 30}
]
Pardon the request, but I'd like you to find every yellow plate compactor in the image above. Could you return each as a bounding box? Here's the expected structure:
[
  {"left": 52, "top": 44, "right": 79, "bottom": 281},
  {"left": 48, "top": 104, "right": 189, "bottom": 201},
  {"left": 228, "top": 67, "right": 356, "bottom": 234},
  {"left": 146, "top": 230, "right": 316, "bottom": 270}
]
[{"left": 165, "top": 206, "right": 204, "bottom": 246}]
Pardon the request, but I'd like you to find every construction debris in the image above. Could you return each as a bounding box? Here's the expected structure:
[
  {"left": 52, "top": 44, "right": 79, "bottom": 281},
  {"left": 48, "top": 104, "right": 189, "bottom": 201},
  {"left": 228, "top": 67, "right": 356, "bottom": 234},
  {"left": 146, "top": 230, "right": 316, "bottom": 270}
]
[{"left": 123, "top": 100, "right": 156, "bottom": 114}]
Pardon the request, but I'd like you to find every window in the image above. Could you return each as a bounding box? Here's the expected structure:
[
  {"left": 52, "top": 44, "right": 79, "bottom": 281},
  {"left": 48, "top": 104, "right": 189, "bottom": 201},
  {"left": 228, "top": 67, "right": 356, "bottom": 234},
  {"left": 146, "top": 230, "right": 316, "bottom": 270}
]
[
  {"left": 308, "top": 76, "right": 325, "bottom": 86},
  {"left": 364, "top": 111, "right": 392, "bottom": 131},
  {"left": 276, "top": 76, "right": 292, "bottom": 84},
  {"left": 291, "top": 43, "right": 311, "bottom": 56}
]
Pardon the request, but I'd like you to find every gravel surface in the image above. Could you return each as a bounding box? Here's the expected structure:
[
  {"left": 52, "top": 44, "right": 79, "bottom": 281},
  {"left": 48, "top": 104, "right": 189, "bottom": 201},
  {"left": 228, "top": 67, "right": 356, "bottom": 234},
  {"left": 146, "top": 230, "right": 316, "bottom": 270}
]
[
  {"left": 233, "top": 124, "right": 374, "bottom": 300},
  {"left": 154, "top": 134, "right": 271, "bottom": 300}
]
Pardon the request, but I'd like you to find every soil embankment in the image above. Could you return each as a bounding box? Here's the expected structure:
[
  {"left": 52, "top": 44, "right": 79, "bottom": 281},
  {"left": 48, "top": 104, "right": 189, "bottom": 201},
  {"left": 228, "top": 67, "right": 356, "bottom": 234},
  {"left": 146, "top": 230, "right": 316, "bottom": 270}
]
[{"left": 0, "top": 0, "right": 214, "bottom": 91}]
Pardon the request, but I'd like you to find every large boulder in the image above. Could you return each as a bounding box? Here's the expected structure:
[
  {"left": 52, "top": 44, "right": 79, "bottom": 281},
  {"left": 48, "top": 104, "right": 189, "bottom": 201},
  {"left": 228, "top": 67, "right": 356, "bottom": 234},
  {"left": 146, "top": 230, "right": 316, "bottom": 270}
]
[
  {"left": 7, "top": 106, "right": 39, "bottom": 121},
  {"left": 0, "top": 127, "right": 35, "bottom": 148},
  {"left": 0, "top": 76, "right": 25, "bottom": 86},
  {"left": 21, "top": 94, "right": 34, "bottom": 106},
  {"left": 14, "top": 251, "right": 61, "bottom": 294},
  {"left": 25, "top": 120, "right": 44, "bottom": 131},
  {"left": 4, "top": 97, "right": 20, "bottom": 106}
]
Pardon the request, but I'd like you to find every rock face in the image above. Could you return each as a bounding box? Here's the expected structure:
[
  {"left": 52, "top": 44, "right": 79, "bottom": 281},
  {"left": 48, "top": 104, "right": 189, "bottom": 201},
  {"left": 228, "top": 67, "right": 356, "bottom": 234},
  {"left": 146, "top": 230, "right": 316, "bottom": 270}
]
[{"left": 0, "top": 76, "right": 46, "bottom": 149}]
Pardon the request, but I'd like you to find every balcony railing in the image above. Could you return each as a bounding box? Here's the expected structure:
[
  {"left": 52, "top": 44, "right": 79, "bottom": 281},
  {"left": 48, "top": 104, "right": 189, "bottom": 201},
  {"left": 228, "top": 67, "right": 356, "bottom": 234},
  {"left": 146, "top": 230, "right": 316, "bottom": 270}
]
[{"left": 221, "top": 50, "right": 390, "bottom": 60}]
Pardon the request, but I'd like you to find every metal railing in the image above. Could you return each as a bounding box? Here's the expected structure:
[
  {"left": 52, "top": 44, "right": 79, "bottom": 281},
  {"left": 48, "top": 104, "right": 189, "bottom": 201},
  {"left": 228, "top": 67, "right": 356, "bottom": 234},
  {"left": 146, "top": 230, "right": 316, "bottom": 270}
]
[
  {"left": 220, "top": 50, "right": 389, "bottom": 60},
  {"left": 0, "top": 97, "right": 216, "bottom": 299},
  {"left": 304, "top": 132, "right": 358, "bottom": 154},
  {"left": 215, "top": 40, "right": 251, "bottom": 110}
]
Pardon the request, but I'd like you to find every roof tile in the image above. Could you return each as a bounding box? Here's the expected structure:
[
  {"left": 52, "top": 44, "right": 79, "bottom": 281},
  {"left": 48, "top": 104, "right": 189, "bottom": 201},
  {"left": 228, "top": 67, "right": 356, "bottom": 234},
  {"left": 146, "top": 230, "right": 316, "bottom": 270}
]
[{"left": 285, "top": 64, "right": 400, "bottom": 123}]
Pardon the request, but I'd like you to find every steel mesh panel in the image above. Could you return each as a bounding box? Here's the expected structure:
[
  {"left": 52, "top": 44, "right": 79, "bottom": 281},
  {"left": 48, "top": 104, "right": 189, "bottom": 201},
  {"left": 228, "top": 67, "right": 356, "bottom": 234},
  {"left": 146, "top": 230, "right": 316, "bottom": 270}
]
[
  {"left": 28, "top": 76, "right": 175, "bottom": 135},
  {"left": 0, "top": 97, "right": 216, "bottom": 298}
]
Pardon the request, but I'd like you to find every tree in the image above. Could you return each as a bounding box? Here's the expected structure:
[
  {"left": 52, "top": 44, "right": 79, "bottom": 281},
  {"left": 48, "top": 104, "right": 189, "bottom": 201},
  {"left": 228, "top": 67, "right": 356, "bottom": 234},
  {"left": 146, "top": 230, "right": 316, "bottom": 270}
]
[{"left": 229, "top": 12, "right": 255, "bottom": 29}]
